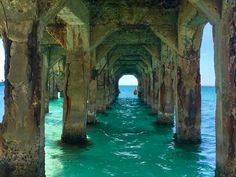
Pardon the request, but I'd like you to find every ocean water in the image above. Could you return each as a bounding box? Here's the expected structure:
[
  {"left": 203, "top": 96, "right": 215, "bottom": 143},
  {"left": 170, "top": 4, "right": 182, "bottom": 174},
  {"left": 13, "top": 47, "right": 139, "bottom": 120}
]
[{"left": 0, "top": 86, "right": 216, "bottom": 177}]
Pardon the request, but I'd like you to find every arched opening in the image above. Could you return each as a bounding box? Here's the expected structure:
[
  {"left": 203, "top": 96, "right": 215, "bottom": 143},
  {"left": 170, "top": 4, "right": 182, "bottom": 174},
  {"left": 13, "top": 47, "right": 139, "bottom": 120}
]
[
  {"left": 118, "top": 74, "right": 138, "bottom": 98},
  {"left": 199, "top": 22, "right": 216, "bottom": 174},
  {"left": 0, "top": 39, "right": 5, "bottom": 122}
]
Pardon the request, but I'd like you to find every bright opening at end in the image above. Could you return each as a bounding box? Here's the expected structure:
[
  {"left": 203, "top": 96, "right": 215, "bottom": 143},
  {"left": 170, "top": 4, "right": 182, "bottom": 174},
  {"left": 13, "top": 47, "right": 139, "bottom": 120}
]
[
  {"left": 119, "top": 75, "right": 138, "bottom": 86},
  {"left": 118, "top": 75, "right": 138, "bottom": 98}
]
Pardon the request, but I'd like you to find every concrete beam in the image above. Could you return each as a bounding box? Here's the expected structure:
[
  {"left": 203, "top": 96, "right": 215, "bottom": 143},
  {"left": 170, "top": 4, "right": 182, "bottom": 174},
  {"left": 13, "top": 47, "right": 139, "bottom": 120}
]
[
  {"left": 57, "top": 0, "right": 89, "bottom": 25},
  {"left": 188, "top": 0, "right": 221, "bottom": 25}
]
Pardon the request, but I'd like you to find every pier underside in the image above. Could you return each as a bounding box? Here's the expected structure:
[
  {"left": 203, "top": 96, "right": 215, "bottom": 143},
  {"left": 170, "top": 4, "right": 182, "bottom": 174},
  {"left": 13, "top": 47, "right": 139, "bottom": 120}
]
[{"left": 0, "top": 0, "right": 235, "bottom": 176}]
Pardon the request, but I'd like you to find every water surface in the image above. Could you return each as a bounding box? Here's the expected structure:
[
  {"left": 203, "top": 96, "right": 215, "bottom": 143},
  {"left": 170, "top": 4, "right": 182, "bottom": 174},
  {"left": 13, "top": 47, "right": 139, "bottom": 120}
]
[{"left": 45, "top": 86, "right": 216, "bottom": 177}]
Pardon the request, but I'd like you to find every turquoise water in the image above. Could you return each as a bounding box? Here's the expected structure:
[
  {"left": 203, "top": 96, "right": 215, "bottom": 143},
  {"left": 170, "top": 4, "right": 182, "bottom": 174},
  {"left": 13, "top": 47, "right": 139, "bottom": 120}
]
[
  {"left": 45, "top": 86, "right": 216, "bottom": 177},
  {"left": 0, "top": 86, "right": 216, "bottom": 176}
]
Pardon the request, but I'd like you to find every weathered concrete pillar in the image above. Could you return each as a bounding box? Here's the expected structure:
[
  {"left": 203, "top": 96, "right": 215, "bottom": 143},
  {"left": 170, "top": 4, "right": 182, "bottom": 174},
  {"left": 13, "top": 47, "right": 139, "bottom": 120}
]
[
  {"left": 87, "top": 78, "right": 97, "bottom": 124},
  {"left": 104, "top": 71, "right": 111, "bottom": 108},
  {"left": 61, "top": 25, "right": 90, "bottom": 144},
  {"left": 48, "top": 71, "right": 58, "bottom": 99},
  {"left": 42, "top": 47, "right": 50, "bottom": 113},
  {"left": 157, "top": 44, "right": 175, "bottom": 125},
  {"left": 143, "top": 74, "right": 149, "bottom": 104},
  {"left": 96, "top": 71, "right": 106, "bottom": 112},
  {"left": 87, "top": 51, "right": 97, "bottom": 124},
  {"left": 151, "top": 68, "right": 159, "bottom": 114},
  {"left": 214, "top": 3, "right": 236, "bottom": 176},
  {"left": 108, "top": 75, "right": 114, "bottom": 104},
  {"left": 175, "top": 43, "right": 201, "bottom": 143},
  {"left": 0, "top": 21, "right": 45, "bottom": 177},
  {"left": 147, "top": 73, "right": 153, "bottom": 106}
]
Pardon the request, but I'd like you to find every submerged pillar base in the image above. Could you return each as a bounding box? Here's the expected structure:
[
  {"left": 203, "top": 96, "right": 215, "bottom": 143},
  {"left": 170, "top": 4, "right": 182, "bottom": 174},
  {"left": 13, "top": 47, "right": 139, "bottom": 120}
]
[
  {"left": 87, "top": 113, "right": 96, "bottom": 125},
  {"left": 174, "top": 129, "right": 201, "bottom": 144},
  {"left": 62, "top": 124, "right": 87, "bottom": 144},
  {"left": 215, "top": 165, "right": 236, "bottom": 177},
  {"left": 156, "top": 113, "right": 173, "bottom": 125}
]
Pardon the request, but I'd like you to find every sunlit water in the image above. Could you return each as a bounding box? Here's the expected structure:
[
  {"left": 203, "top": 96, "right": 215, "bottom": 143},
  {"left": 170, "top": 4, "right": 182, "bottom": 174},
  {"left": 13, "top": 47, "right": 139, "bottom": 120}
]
[{"left": 0, "top": 86, "right": 216, "bottom": 177}]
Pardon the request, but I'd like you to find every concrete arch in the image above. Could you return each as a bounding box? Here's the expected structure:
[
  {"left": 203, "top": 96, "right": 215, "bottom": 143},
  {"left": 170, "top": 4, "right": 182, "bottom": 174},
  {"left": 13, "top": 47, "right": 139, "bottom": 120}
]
[
  {"left": 111, "top": 56, "right": 151, "bottom": 75},
  {"left": 96, "top": 27, "right": 161, "bottom": 64},
  {"left": 107, "top": 45, "right": 153, "bottom": 69}
]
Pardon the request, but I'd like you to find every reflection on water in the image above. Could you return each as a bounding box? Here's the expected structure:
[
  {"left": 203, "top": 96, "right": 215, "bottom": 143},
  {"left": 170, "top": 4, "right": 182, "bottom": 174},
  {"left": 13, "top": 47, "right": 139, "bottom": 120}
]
[{"left": 45, "top": 86, "right": 216, "bottom": 177}]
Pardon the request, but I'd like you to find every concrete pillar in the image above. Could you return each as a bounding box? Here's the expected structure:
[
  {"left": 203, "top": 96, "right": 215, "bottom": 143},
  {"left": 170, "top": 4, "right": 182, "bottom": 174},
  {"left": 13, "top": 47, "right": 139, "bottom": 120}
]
[
  {"left": 143, "top": 74, "right": 149, "bottom": 104},
  {"left": 61, "top": 25, "right": 90, "bottom": 144},
  {"left": 147, "top": 73, "right": 153, "bottom": 106},
  {"left": 104, "top": 71, "right": 111, "bottom": 108},
  {"left": 157, "top": 44, "right": 175, "bottom": 125},
  {"left": 87, "top": 68, "right": 97, "bottom": 124},
  {"left": 42, "top": 47, "right": 50, "bottom": 113},
  {"left": 151, "top": 68, "right": 159, "bottom": 114},
  {"left": 175, "top": 32, "right": 202, "bottom": 143},
  {"left": 0, "top": 21, "right": 45, "bottom": 177},
  {"left": 96, "top": 71, "right": 106, "bottom": 112},
  {"left": 48, "top": 71, "right": 58, "bottom": 99},
  {"left": 214, "top": 3, "right": 236, "bottom": 176},
  {"left": 87, "top": 51, "right": 97, "bottom": 124}
]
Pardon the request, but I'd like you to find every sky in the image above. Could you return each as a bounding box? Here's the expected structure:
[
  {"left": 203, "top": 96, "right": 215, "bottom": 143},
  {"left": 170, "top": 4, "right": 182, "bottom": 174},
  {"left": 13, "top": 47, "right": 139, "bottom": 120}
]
[{"left": 0, "top": 23, "right": 214, "bottom": 86}]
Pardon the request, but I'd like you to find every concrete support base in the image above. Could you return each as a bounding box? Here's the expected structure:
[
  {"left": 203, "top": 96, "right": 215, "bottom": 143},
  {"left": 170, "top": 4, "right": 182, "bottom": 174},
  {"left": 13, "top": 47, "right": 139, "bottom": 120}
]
[
  {"left": 156, "top": 113, "right": 173, "bottom": 125},
  {"left": 215, "top": 165, "right": 236, "bottom": 177},
  {"left": 87, "top": 113, "right": 96, "bottom": 124},
  {"left": 174, "top": 129, "right": 201, "bottom": 144},
  {"left": 62, "top": 124, "right": 87, "bottom": 144}
]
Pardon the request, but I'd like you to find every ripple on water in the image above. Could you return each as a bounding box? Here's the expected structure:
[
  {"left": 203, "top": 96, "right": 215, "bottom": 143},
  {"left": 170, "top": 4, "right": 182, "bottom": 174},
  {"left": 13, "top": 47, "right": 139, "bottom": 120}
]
[{"left": 45, "top": 86, "right": 216, "bottom": 177}]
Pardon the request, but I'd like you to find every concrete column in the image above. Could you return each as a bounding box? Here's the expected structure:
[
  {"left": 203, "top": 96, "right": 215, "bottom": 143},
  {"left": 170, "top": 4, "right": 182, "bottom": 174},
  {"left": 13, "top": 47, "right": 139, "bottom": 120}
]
[
  {"left": 143, "top": 74, "right": 149, "bottom": 104},
  {"left": 214, "top": 3, "right": 236, "bottom": 176},
  {"left": 147, "top": 73, "right": 153, "bottom": 106},
  {"left": 157, "top": 45, "right": 175, "bottom": 125},
  {"left": 96, "top": 71, "right": 106, "bottom": 112},
  {"left": 104, "top": 71, "right": 111, "bottom": 108},
  {"left": 48, "top": 71, "right": 58, "bottom": 99},
  {"left": 151, "top": 68, "right": 159, "bottom": 114},
  {"left": 175, "top": 38, "right": 201, "bottom": 143},
  {"left": 87, "top": 70, "right": 97, "bottom": 124},
  {"left": 87, "top": 51, "right": 97, "bottom": 124},
  {"left": 42, "top": 47, "right": 50, "bottom": 113},
  {"left": 61, "top": 25, "right": 90, "bottom": 144},
  {"left": 0, "top": 21, "right": 45, "bottom": 177}
]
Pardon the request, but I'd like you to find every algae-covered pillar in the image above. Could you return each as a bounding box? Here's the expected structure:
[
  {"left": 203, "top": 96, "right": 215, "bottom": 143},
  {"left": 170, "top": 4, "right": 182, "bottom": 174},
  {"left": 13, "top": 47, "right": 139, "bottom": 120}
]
[
  {"left": 0, "top": 20, "right": 45, "bottom": 177},
  {"left": 96, "top": 70, "right": 106, "bottom": 113},
  {"left": 151, "top": 68, "right": 159, "bottom": 114},
  {"left": 147, "top": 72, "right": 154, "bottom": 106},
  {"left": 157, "top": 44, "right": 175, "bottom": 125},
  {"left": 87, "top": 50, "right": 97, "bottom": 124},
  {"left": 174, "top": 3, "right": 207, "bottom": 143},
  {"left": 214, "top": 2, "right": 236, "bottom": 176},
  {"left": 61, "top": 25, "right": 90, "bottom": 144}
]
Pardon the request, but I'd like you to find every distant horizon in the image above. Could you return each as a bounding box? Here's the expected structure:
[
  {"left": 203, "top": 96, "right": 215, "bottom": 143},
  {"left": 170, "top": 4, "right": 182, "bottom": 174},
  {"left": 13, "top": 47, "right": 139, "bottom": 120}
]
[{"left": 118, "top": 84, "right": 215, "bottom": 87}]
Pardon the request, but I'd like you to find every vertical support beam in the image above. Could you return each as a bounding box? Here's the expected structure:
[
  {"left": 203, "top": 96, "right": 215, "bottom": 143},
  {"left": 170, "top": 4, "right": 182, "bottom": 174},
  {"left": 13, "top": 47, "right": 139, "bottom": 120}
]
[
  {"left": 175, "top": 25, "right": 203, "bottom": 143},
  {"left": 87, "top": 51, "right": 97, "bottom": 124},
  {"left": 214, "top": 2, "right": 236, "bottom": 176},
  {"left": 61, "top": 25, "right": 90, "bottom": 144},
  {"left": 0, "top": 21, "right": 45, "bottom": 177},
  {"left": 104, "top": 71, "right": 110, "bottom": 108},
  {"left": 96, "top": 71, "right": 106, "bottom": 113},
  {"left": 157, "top": 44, "right": 175, "bottom": 125},
  {"left": 147, "top": 72, "right": 153, "bottom": 106},
  {"left": 143, "top": 74, "right": 149, "bottom": 104},
  {"left": 151, "top": 68, "right": 159, "bottom": 114},
  {"left": 42, "top": 47, "right": 49, "bottom": 113}
]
